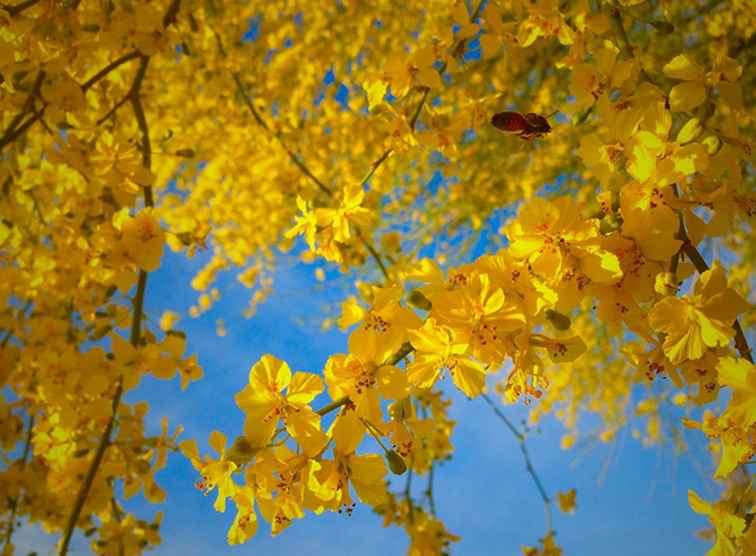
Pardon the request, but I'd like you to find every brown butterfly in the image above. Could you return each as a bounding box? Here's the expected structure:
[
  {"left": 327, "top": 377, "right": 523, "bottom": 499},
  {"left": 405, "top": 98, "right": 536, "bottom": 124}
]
[{"left": 491, "top": 111, "right": 555, "bottom": 141}]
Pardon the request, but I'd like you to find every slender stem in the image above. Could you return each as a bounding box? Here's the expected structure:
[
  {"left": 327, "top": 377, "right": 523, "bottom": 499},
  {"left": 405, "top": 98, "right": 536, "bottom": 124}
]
[
  {"left": 610, "top": 4, "right": 657, "bottom": 85},
  {"left": 56, "top": 9, "right": 170, "bottom": 546},
  {"left": 0, "top": 70, "right": 44, "bottom": 144},
  {"left": 316, "top": 397, "right": 349, "bottom": 417},
  {"left": 481, "top": 393, "right": 553, "bottom": 533},
  {"left": 0, "top": 52, "right": 140, "bottom": 153},
  {"left": 57, "top": 270, "right": 147, "bottom": 555},
  {"left": 426, "top": 462, "right": 436, "bottom": 517},
  {"left": 129, "top": 56, "right": 155, "bottom": 207},
  {"left": 680, "top": 241, "right": 753, "bottom": 363},
  {"left": 420, "top": 405, "right": 436, "bottom": 517},
  {"left": 3, "top": 414, "right": 34, "bottom": 552},
  {"left": 109, "top": 490, "right": 125, "bottom": 556},
  {"left": 405, "top": 465, "right": 414, "bottom": 524},
  {"left": 231, "top": 72, "right": 332, "bottom": 196},
  {"left": 386, "top": 343, "right": 414, "bottom": 366},
  {"left": 162, "top": 0, "right": 181, "bottom": 27},
  {"left": 82, "top": 52, "right": 141, "bottom": 91},
  {"left": 667, "top": 184, "right": 752, "bottom": 362},
  {"left": 358, "top": 149, "right": 392, "bottom": 190},
  {"left": 272, "top": 343, "right": 415, "bottom": 440},
  {"left": 1, "top": 301, "right": 32, "bottom": 349}
]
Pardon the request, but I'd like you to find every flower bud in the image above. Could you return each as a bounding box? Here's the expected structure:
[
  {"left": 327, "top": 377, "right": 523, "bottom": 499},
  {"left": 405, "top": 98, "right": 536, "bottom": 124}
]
[{"left": 385, "top": 450, "right": 407, "bottom": 475}]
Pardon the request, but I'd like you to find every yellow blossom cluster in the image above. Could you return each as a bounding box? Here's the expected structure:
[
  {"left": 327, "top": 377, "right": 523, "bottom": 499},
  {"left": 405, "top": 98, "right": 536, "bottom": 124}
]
[{"left": 0, "top": 0, "right": 753, "bottom": 555}]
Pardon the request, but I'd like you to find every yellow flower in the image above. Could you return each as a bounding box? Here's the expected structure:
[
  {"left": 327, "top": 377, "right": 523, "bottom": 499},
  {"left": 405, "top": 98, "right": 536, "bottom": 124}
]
[
  {"left": 180, "top": 432, "right": 237, "bottom": 512},
  {"left": 649, "top": 262, "right": 750, "bottom": 363},
  {"left": 339, "top": 286, "right": 421, "bottom": 363},
  {"left": 506, "top": 197, "right": 622, "bottom": 285},
  {"left": 314, "top": 450, "right": 388, "bottom": 513},
  {"left": 120, "top": 209, "right": 165, "bottom": 272},
  {"left": 570, "top": 42, "right": 637, "bottom": 108},
  {"left": 620, "top": 182, "right": 681, "bottom": 261},
  {"left": 324, "top": 347, "right": 407, "bottom": 423},
  {"left": 688, "top": 490, "right": 745, "bottom": 556},
  {"left": 557, "top": 488, "right": 576, "bottom": 514},
  {"left": 227, "top": 488, "right": 258, "bottom": 544},
  {"left": 235, "top": 355, "right": 326, "bottom": 455},
  {"left": 408, "top": 318, "right": 487, "bottom": 398},
  {"left": 717, "top": 357, "right": 756, "bottom": 425},
  {"left": 663, "top": 54, "right": 707, "bottom": 113},
  {"left": 431, "top": 273, "right": 526, "bottom": 365}
]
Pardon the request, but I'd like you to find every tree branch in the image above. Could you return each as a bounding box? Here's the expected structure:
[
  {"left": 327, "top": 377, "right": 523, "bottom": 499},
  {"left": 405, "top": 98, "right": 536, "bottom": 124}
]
[
  {"left": 57, "top": 22, "right": 165, "bottom": 554},
  {"left": 0, "top": 52, "right": 140, "bottom": 153},
  {"left": 1, "top": 0, "right": 40, "bottom": 17},
  {"left": 2, "top": 414, "right": 34, "bottom": 552},
  {"left": 230, "top": 72, "right": 332, "bottom": 196},
  {"left": 82, "top": 51, "right": 141, "bottom": 91},
  {"left": 680, "top": 240, "right": 753, "bottom": 363},
  {"left": 482, "top": 393, "right": 553, "bottom": 533},
  {"left": 610, "top": 4, "right": 657, "bottom": 85},
  {"left": 669, "top": 185, "right": 752, "bottom": 363}
]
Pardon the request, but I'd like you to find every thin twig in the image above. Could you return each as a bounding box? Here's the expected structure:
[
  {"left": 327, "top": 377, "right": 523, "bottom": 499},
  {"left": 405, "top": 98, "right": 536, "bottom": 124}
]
[
  {"left": 108, "top": 482, "right": 125, "bottom": 556},
  {"left": 420, "top": 405, "right": 436, "bottom": 517},
  {"left": 405, "top": 465, "right": 414, "bottom": 524},
  {"left": 315, "top": 397, "right": 349, "bottom": 417},
  {"left": 1, "top": 301, "right": 32, "bottom": 349},
  {"left": 272, "top": 343, "right": 415, "bottom": 440},
  {"left": 426, "top": 462, "right": 436, "bottom": 517},
  {"left": 668, "top": 186, "right": 752, "bottom": 363},
  {"left": 57, "top": 272, "right": 147, "bottom": 555},
  {"left": 680, "top": 241, "right": 753, "bottom": 363},
  {"left": 230, "top": 72, "right": 332, "bottom": 196},
  {"left": 0, "top": 70, "right": 44, "bottom": 143},
  {"left": 3, "top": 414, "right": 34, "bottom": 552},
  {"left": 386, "top": 343, "right": 414, "bottom": 366},
  {"left": 129, "top": 56, "right": 154, "bottom": 206},
  {"left": 481, "top": 393, "right": 553, "bottom": 533},
  {"left": 0, "top": 52, "right": 140, "bottom": 153},
  {"left": 56, "top": 5, "right": 171, "bottom": 546},
  {"left": 82, "top": 52, "right": 141, "bottom": 91},
  {"left": 610, "top": 5, "right": 657, "bottom": 85}
]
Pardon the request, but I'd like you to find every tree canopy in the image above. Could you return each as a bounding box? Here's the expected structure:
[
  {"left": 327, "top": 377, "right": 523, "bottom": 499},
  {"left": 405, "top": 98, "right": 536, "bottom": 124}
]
[{"left": 0, "top": 0, "right": 754, "bottom": 554}]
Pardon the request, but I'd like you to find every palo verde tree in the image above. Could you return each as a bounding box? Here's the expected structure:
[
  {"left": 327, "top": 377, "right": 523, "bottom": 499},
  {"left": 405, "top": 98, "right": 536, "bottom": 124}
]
[{"left": 0, "top": 0, "right": 754, "bottom": 555}]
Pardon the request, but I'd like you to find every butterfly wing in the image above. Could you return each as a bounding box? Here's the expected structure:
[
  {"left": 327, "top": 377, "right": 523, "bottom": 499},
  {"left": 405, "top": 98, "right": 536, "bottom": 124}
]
[{"left": 491, "top": 111, "right": 527, "bottom": 133}]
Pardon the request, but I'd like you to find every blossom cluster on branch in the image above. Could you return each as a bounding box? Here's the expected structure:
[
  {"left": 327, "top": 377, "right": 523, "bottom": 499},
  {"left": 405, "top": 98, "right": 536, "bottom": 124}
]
[{"left": 0, "top": 0, "right": 753, "bottom": 555}]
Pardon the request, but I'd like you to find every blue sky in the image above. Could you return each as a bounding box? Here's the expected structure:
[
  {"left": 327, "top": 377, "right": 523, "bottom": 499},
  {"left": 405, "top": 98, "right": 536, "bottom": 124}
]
[{"left": 17, "top": 243, "right": 720, "bottom": 556}]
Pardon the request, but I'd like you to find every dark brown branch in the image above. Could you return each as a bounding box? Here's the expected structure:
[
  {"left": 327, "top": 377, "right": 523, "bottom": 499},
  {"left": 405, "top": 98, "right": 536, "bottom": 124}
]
[
  {"left": 57, "top": 9, "right": 167, "bottom": 546},
  {"left": 82, "top": 51, "right": 141, "bottom": 91},
  {"left": 0, "top": 70, "right": 44, "bottom": 143},
  {"left": 0, "top": 52, "right": 140, "bottom": 153},
  {"left": 2, "top": 0, "right": 40, "bottom": 17},
  {"left": 680, "top": 240, "right": 753, "bottom": 363},
  {"left": 669, "top": 183, "right": 751, "bottom": 363},
  {"left": 162, "top": 0, "right": 181, "bottom": 28},
  {"left": 1, "top": 301, "right": 32, "bottom": 349}
]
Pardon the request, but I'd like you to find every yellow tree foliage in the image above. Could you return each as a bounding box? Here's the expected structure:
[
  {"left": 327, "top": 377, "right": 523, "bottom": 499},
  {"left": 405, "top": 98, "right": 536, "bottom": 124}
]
[{"left": 0, "top": 0, "right": 753, "bottom": 555}]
